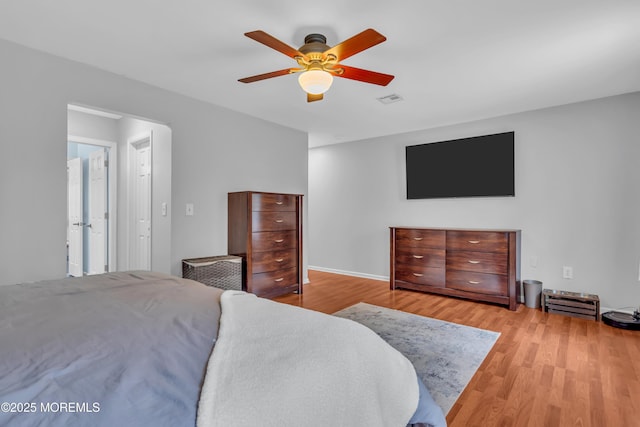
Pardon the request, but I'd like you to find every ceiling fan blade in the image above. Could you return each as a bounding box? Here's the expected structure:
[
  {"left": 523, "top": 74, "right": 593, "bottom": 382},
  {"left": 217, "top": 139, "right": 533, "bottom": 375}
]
[
  {"left": 238, "top": 68, "right": 296, "bottom": 83},
  {"left": 324, "top": 28, "right": 387, "bottom": 61},
  {"left": 244, "top": 30, "right": 305, "bottom": 59},
  {"left": 307, "top": 93, "right": 323, "bottom": 103},
  {"left": 336, "top": 65, "right": 395, "bottom": 86}
]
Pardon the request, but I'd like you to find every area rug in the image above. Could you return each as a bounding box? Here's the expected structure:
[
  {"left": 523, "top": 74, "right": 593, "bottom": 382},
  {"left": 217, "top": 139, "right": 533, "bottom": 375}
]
[{"left": 333, "top": 303, "right": 500, "bottom": 415}]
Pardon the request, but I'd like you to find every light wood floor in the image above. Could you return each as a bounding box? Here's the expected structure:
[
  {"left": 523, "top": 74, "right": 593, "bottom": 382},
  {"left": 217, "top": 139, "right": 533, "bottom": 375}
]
[{"left": 274, "top": 270, "right": 640, "bottom": 427}]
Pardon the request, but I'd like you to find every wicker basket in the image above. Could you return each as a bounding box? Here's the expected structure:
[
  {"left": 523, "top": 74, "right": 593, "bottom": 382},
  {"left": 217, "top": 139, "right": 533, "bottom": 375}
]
[{"left": 182, "top": 255, "right": 243, "bottom": 291}]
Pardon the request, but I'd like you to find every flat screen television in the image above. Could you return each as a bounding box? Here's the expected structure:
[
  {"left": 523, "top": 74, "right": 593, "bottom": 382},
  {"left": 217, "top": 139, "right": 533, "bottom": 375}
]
[{"left": 405, "top": 131, "right": 515, "bottom": 199}]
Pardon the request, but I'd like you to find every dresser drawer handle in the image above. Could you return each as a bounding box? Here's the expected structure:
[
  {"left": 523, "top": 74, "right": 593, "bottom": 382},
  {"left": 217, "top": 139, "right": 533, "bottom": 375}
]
[
  {"left": 412, "top": 255, "right": 424, "bottom": 259},
  {"left": 468, "top": 240, "right": 480, "bottom": 244},
  {"left": 468, "top": 260, "right": 480, "bottom": 264},
  {"left": 274, "top": 277, "right": 284, "bottom": 282},
  {"left": 275, "top": 201, "right": 284, "bottom": 205},
  {"left": 275, "top": 219, "right": 284, "bottom": 223},
  {"left": 275, "top": 258, "right": 284, "bottom": 262},
  {"left": 413, "top": 237, "right": 423, "bottom": 241},
  {"left": 468, "top": 280, "right": 480, "bottom": 284},
  {"left": 274, "top": 239, "right": 284, "bottom": 243},
  {"left": 412, "top": 273, "right": 424, "bottom": 277}
]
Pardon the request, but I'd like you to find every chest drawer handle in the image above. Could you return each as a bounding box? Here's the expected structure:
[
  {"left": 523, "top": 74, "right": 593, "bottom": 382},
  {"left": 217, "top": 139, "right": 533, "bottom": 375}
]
[
  {"left": 275, "top": 219, "right": 284, "bottom": 223},
  {"left": 275, "top": 201, "right": 284, "bottom": 205},
  {"left": 413, "top": 255, "right": 424, "bottom": 259},
  {"left": 413, "top": 237, "right": 423, "bottom": 241},
  {"left": 274, "top": 277, "right": 284, "bottom": 282},
  {"left": 468, "top": 280, "right": 480, "bottom": 284},
  {"left": 412, "top": 273, "right": 424, "bottom": 277},
  {"left": 274, "top": 239, "right": 284, "bottom": 243},
  {"left": 275, "top": 258, "right": 284, "bottom": 262},
  {"left": 468, "top": 260, "right": 480, "bottom": 264},
  {"left": 468, "top": 240, "right": 480, "bottom": 244}
]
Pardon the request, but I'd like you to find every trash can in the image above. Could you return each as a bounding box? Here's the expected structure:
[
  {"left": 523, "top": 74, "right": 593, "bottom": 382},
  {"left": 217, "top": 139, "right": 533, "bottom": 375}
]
[{"left": 523, "top": 280, "right": 543, "bottom": 308}]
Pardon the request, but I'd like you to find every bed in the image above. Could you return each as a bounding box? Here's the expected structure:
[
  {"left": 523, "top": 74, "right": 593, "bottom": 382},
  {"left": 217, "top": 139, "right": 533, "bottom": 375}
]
[{"left": 0, "top": 271, "right": 445, "bottom": 427}]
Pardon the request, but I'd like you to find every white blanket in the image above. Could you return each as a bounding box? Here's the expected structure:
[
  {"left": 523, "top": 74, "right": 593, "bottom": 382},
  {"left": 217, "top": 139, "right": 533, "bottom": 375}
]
[{"left": 197, "top": 291, "right": 419, "bottom": 427}]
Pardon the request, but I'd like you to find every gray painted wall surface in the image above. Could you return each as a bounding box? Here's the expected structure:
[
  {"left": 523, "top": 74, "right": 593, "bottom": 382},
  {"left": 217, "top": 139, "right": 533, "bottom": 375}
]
[
  {"left": 308, "top": 92, "right": 640, "bottom": 309},
  {"left": 0, "top": 39, "right": 307, "bottom": 285}
]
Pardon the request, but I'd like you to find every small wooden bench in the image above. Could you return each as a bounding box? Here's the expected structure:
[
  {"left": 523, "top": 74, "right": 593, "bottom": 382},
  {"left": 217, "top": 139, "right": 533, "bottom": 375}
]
[{"left": 542, "top": 289, "right": 600, "bottom": 321}]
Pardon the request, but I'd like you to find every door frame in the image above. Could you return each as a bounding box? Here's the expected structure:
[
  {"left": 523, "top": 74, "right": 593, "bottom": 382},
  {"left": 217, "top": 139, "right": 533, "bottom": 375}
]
[{"left": 67, "top": 135, "right": 118, "bottom": 272}]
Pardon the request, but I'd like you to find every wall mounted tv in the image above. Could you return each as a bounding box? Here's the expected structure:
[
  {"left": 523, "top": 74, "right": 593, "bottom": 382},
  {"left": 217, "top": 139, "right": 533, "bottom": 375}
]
[{"left": 406, "top": 131, "right": 515, "bottom": 199}]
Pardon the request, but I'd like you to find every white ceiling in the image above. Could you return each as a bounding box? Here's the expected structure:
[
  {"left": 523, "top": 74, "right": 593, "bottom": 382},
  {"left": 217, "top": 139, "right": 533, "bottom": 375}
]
[{"left": 1, "top": 0, "right": 639, "bottom": 147}]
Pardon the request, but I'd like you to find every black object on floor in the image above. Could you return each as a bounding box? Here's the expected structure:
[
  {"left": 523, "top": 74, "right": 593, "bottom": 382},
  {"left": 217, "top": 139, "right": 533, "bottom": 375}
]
[{"left": 601, "top": 311, "right": 640, "bottom": 330}]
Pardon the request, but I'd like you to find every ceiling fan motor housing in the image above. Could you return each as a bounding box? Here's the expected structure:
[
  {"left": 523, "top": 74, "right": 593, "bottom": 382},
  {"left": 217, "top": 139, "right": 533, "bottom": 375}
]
[{"left": 299, "top": 34, "right": 330, "bottom": 58}]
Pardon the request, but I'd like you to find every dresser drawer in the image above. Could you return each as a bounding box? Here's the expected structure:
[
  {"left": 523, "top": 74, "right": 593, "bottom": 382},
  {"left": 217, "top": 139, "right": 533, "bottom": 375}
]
[
  {"left": 446, "top": 271, "right": 507, "bottom": 295},
  {"left": 252, "top": 193, "right": 297, "bottom": 211},
  {"left": 395, "top": 248, "right": 444, "bottom": 269},
  {"left": 446, "top": 231, "right": 508, "bottom": 253},
  {"left": 395, "top": 264, "right": 445, "bottom": 287},
  {"left": 395, "top": 229, "right": 445, "bottom": 250},
  {"left": 252, "top": 211, "right": 297, "bottom": 232},
  {"left": 446, "top": 250, "right": 507, "bottom": 275},
  {"left": 252, "top": 231, "right": 297, "bottom": 251},
  {"left": 252, "top": 249, "right": 297, "bottom": 273},
  {"left": 250, "top": 268, "right": 299, "bottom": 293}
]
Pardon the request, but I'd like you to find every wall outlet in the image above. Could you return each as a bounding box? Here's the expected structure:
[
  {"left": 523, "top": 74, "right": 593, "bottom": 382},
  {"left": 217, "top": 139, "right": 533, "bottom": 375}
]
[{"left": 562, "top": 266, "right": 573, "bottom": 279}]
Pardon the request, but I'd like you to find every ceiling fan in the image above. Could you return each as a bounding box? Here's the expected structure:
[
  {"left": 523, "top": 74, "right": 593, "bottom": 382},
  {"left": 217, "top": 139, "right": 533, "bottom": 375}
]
[{"left": 238, "top": 29, "right": 394, "bottom": 102}]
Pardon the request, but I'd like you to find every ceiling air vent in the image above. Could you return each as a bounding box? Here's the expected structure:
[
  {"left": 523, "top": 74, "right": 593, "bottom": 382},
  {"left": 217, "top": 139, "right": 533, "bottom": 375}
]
[{"left": 376, "top": 93, "right": 404, "bottom": 105}]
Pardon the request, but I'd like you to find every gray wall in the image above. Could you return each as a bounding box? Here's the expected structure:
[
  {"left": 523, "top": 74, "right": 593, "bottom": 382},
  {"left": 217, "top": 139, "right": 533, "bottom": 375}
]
[
  {"left": 68, "top": 109, "right": 119, "bottom": 142},
  {"left": 0, "top": 38, "right": 308, "bottom": 285},
  {"left": 308, "top": 92, "right": 640, "bottom": 310}
]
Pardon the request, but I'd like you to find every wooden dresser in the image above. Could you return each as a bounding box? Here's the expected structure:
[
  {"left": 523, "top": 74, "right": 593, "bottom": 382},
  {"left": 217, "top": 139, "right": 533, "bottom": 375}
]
[
  {"left": 228, "top": 191, "right": 303, "bottom": 298},
  {"left": 390, "top": 227, "right": 521, "bottom": 310}
]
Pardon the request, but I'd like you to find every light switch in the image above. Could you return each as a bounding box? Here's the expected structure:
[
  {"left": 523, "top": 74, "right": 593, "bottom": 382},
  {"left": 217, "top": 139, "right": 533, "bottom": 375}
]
[
  {"left": 186, "top": 203, "right": 194, "bottom": 216},
  {"left": 161, "top": 202, "right": 167, "bottom": 216}
]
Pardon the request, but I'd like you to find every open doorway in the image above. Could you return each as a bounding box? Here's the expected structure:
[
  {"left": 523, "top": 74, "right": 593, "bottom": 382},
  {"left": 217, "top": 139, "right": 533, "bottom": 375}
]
[
  {"left": 67, "top": 104, "right": 172, "bottom": 275},
  {"left": 67, "top": 137, "right": 117, "bottom": 276}
]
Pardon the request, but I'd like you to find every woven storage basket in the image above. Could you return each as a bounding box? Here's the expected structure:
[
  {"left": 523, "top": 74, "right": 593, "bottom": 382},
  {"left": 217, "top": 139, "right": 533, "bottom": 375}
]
[{"left": 182, "top": 255, "right": 242, "bottom": 291}]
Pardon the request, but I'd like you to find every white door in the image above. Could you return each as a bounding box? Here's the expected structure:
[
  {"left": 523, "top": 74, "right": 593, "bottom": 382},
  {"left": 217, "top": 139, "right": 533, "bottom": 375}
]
[
  {"left": 132, "top": 138, "right": 151, "bottom": 270},
  {"left": 67, "top": 158, "right": 83, "bottom": 277},
  {"left": 88, "top": 149, "right": 108, "bottom": 274}
]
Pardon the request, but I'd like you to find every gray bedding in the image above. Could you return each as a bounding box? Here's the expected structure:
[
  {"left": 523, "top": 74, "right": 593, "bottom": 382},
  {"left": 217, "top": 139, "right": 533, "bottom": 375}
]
[
  {"left": 0, "top": 271, "right": 444, "bottom": 427},
  {"left": 0, "top": 271, "right": 223, "bottom": 427}
]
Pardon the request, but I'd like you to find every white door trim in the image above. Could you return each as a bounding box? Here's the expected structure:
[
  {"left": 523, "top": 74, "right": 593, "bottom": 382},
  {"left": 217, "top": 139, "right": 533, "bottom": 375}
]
[{"left": 67, "top": 135, "right": 118, "bottom": 272}]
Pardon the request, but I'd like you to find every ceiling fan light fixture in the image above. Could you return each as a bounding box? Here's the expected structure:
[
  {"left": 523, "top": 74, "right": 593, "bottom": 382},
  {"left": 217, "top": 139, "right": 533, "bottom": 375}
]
[{"left": 298, "top": 69, "right": 333, "bottom": 95}]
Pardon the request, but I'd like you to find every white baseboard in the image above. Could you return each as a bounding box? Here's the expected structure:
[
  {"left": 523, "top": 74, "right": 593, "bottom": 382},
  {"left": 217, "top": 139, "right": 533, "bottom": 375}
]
[
  {"left": 601, "top": 306, "right": 635, "bottom": 315},
  {"left": 308, "top": 265, "right": 388, "bottom": 282}
]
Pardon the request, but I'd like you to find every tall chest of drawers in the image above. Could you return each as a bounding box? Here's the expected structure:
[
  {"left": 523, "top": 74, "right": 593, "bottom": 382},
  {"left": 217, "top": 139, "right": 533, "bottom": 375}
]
[
  {"left": 390, "top": 227, "right": 520, "bottom": 310},
  {"left": 228, "top": 191, "right": 303, "bottom": 298}
]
